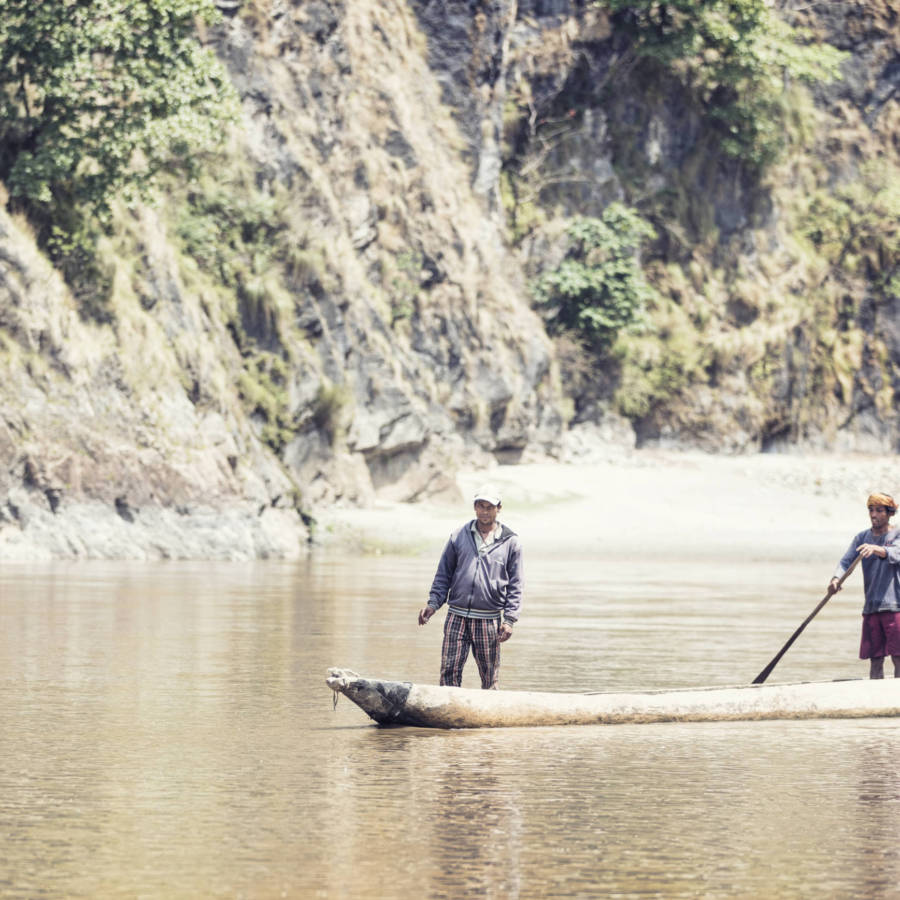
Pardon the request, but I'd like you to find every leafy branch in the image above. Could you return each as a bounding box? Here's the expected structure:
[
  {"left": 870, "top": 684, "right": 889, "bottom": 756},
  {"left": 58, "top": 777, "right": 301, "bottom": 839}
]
[
  {"left": 0, "top": 0, "right": 239, "bottom": 293},
  {"left": 532, "top": 203, "right": 658, "bottom": 351}
]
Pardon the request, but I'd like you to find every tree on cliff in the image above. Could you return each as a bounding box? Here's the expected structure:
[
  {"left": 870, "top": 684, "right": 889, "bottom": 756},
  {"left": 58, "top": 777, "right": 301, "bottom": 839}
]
[
  {"left": 605, "top": 0, "right": 847, "bottom": 168},
  {"left": 533, "top": 204, "right": 658, "bottom": 351},
  {"left": 0, "top": 0, "right": 237, "bottom": 298}
]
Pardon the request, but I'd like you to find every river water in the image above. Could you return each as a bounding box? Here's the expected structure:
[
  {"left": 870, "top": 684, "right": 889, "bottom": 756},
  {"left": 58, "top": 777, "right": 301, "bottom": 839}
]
[{"left": 2, "top": 545, "right": 900, "bottom": 899}]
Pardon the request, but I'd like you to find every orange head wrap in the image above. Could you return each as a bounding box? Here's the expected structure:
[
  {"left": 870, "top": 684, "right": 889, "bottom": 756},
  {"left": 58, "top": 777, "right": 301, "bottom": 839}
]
[{"left": 867, "top": 492, "right": 897, "bottom": 514}]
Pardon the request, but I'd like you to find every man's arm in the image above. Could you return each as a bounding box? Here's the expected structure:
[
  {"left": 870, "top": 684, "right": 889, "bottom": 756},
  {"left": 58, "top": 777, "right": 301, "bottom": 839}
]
[
  {"left": 418, "top": 537, "right": 457, "bottom": 626},
  {"left": 856, "top": 531, "right": 900, "bottom": 563},
  {"left": 501, "top": 538, "right": 523, "bottom": 627},
  {"left": 829, "top": 533, "right": 864, "bottom": 592}
]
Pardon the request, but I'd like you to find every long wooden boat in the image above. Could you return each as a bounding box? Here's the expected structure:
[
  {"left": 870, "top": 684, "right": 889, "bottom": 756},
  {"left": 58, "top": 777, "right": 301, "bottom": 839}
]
[{"left": 327, "top": 666, "right": 900, "bottom": 728}]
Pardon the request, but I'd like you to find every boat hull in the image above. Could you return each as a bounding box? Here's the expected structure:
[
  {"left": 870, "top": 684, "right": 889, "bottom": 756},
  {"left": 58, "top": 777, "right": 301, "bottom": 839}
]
[{"left": 326, "top": 667, "right": 900, "bottom": 728}]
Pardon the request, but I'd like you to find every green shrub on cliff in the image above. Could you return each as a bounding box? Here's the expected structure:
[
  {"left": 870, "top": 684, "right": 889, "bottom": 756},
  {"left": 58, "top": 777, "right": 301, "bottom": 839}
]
[
  {"left": 0, "top": 0, "right": 237, "bottom": 293},
  {"left": 533, "top": 203, "right": 658, "bottom": 351},
  {"left": 800, "top": 165, "right": 900, "bottom": 299},
  {"left": 605, "top": 0, "right": 847, "bottom": 168}
]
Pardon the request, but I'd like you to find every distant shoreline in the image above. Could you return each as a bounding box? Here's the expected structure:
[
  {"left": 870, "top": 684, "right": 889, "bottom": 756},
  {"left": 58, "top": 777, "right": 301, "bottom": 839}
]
[
  {"left": 2, "top": 449, "right": 895, "bottom": 561},
  {"left": 316, "top": 449, "right": 899, "bottom": 561}
]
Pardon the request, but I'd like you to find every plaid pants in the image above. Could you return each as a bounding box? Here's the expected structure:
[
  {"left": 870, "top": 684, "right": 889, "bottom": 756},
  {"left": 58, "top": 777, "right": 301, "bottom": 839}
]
[{"left": 440, "top": 611, "right": 500, "bottom": 689}]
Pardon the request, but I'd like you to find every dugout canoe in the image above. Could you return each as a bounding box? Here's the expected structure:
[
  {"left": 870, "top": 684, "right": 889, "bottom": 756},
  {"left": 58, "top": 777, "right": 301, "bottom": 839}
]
[{"left": 326, "top": 666, "right": 900, "bottom": 728}]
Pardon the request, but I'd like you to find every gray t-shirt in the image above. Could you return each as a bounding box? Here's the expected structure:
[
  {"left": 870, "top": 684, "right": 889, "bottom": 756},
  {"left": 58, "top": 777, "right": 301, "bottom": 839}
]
[{"left": 834, "top": 528, "right": 900, "bottom": 614}]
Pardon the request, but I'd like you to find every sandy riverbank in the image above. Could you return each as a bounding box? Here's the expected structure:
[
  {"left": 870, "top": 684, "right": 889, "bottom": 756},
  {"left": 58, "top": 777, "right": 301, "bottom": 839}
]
[
  {"left": 2, "top": 448, "right": 893, "bottom": 562},
  {"left": 316, "top": 449, "right": 900, "bottom": 562}
]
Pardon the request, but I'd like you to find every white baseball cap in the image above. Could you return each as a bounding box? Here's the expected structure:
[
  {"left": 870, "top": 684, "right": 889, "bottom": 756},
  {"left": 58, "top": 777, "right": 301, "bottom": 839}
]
[{"left": 473, "top": 485, "right": 501, "bottom": 506}]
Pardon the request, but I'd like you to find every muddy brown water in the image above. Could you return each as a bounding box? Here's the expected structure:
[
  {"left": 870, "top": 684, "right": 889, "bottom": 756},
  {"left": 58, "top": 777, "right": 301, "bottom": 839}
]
[{"left": 2, "top": 548, "right": 899, "bottom": 898}]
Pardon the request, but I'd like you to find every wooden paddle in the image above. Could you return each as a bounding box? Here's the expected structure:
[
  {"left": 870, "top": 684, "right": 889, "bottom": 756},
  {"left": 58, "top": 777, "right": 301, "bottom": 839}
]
[{"left": 752, "top": 552, "right": 863, "bottom": 685}]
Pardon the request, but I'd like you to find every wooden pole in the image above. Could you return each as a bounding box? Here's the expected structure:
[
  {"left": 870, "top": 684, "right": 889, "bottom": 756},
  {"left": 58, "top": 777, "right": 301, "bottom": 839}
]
[{"left": 752, "top": 553, "right": 863, "bottom": 685}]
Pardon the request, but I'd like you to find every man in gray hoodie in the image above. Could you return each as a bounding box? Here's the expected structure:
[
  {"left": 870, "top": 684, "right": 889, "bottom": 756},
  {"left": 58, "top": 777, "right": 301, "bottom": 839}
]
[{"left": 418, "top": 485, "right": 523, "bottom": 689}]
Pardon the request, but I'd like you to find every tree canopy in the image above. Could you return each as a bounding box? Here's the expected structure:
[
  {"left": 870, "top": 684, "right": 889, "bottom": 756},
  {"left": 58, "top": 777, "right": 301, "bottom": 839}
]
[{"left": 0, "top": 0, "right": 237, "bottom": 230}]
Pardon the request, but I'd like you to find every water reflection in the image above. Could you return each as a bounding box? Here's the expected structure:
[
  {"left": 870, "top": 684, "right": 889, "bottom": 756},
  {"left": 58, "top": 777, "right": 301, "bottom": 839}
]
[
  {"left": 313, "top": 716, "right": 900, "bottom": 899},
  {"left": 850, "top": 737, "right": 900, "bottom": 899}
]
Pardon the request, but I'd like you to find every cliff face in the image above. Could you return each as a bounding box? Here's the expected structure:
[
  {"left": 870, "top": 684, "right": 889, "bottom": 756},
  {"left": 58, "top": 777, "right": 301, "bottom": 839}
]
[
  {"left": 798, "top": 0, "right": 900, "bottom": 449},
  {"left": 0, "top": 1, "right": 897, "bottom": 559},
  {"left": 213, "top": 0, "right": 563, "bottom": 497},
  {"left": 486, "top": 0, "right": 898, "bottom": 452},
  {"left": 0, "top": 0, "right": 563, "bottom": 559},
  {"left": 0, "top": 196, "right": 305, "bottom": 559}
]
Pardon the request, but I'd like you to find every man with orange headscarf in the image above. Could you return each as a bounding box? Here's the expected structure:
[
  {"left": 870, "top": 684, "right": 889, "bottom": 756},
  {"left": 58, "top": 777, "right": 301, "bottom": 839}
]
[{"left": 830, "top": 492, "right": 900, "bottom": 678}]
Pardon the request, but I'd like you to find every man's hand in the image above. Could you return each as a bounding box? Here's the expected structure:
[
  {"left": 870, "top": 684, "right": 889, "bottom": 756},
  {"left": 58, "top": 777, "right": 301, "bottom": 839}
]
[
  {"left": 418, "top": 606, "right": 434, "bottom": 626},
  {"left": 828, "top": 577, "right": 842, "bottom": 595},
  {"left": 856, "top": 543, "right": 887, "bottom": 559},
  {"left": 498, "top": 623, "right": 513, "bottom": 643}
]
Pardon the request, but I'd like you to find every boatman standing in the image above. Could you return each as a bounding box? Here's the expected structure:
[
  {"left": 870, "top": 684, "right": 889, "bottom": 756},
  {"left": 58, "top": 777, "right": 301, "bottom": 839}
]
[
  {"left": 829, "top": 492, "right": 900, "bottom": 679},
  {"left": 418, "top": 485, "right": 523, "bottom": 689}
]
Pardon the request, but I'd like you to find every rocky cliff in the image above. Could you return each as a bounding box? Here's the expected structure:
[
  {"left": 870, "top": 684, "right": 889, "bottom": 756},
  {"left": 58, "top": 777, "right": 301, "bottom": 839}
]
[
  {"left": 0, "top": 0, "right": 897, "bottom": 559},
  {"left": 496, "top": 0, "right": 899, "bottom": 452}
]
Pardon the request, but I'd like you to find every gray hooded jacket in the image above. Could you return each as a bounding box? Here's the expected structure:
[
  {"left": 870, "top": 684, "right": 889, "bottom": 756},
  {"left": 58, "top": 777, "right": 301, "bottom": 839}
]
[{"left": 427, "top": 521, "right": 523, "bottom": 624}]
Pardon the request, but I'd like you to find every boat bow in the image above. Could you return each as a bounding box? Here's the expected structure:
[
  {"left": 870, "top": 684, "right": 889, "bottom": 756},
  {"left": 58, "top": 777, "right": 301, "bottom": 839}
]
[{"left": 327, "top": 668, "right": 416, "bottom": 725}]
